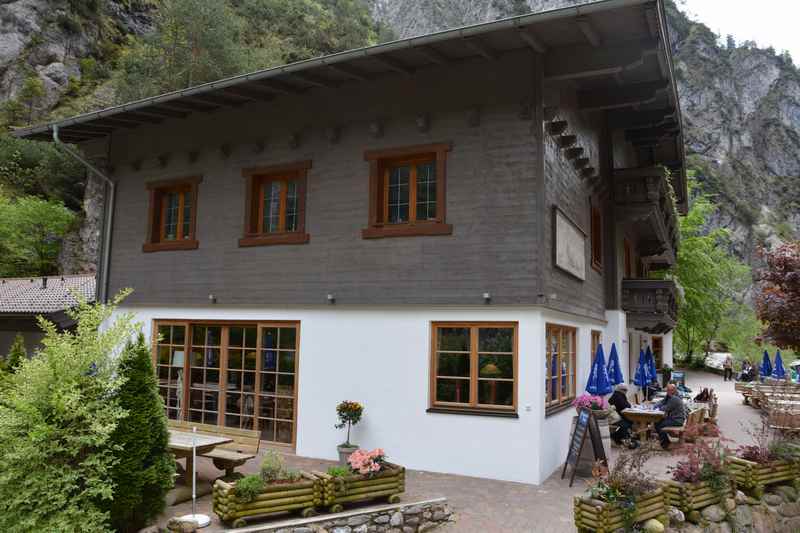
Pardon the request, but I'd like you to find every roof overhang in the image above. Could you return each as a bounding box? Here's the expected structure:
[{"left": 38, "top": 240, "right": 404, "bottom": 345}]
[{"left": 11, "top": 0, "right": 686, "bottom": 210}]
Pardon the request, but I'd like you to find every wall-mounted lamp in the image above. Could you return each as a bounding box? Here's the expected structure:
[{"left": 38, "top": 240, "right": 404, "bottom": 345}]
[
  {"left": 208, "top": 294, "right": 217, "bottom": 304},
  {"left": 483, "top": 292, "right": 491, "bottom": 304},
  {"left": 327, "top": 293, "right": 336, "bottom": 304}
]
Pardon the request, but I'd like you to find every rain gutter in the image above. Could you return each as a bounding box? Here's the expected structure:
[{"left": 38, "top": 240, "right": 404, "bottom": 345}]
[{"left": 52, "top": 124, "right": 114, "bottom": 304}]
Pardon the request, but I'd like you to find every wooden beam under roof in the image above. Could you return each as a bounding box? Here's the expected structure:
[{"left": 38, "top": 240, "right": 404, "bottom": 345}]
[
  {"left": 290, "top": 72, "right": 339, "bottom": 89},
  {"left": 576, "top": 16, "right": 601, "bottom": 47},
  {"left": 133, "top": 106, "right": 188, "bottom": 119},
  {"left": 608, "top": 108, "right": 676, "bottom": 129},
  {"left": 183, "top": 93, "right": 248, "bottom": 107},
  {"left": 117, "top": 111, "right": 163, "bottom": 124},
  {"left": 255, "top": 79, "right": 302, "bottom": 95},
  {"left": 327, "top": 63, "right": 372, "bottom": 81},
  {"left": 517, "top": 27, "right": 547, "bottom": 53},
  {"left": 578, "top": 80, "right": 668, "bottom": 111},
  {"left": 417, "top": 46, "right": 450, "bottom": 65},
  {"left": 544, "top": 38, "right": 658, "bottom": 82},
  {"left": 158, "top": 99, "right": 219, "bottom": 113},
  {"left": 463, "top": 37, "right": 498, "bottom": 61},
  {"left": 221, "top": 85, "right": 276, "bottom": 102},
  {"left": 372, "top": 54, "right": 415, "bottom": 75},
  {"left": 625, "top": 124, "right": 679, "bottom": 142},
  {"left": 92, "top": 116, "right": 142, "bottom": 128}
]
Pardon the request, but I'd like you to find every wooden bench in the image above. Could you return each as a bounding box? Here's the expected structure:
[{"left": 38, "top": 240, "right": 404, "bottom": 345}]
[
  {"left": 661, "top": 408, "right": 705, "bottom": 445},
  {"left": 168, "top": 420, "right": 260, "bottom": 477}
]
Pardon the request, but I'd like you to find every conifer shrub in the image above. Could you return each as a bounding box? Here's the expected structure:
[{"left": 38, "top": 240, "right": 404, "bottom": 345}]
[
  {"left": 105, "top": 332, "right": 176, "bottom": 532},
  {"left": 5, "top": 332, "right": 27, "bottom": 372},
  {"left": 0, "top": 291, "right": 136, "bottom": 532}
]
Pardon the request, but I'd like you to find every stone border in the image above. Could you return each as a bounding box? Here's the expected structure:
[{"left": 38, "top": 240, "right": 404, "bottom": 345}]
[{"left": 232, "top": 497, "right": 452, "bottom": 533}]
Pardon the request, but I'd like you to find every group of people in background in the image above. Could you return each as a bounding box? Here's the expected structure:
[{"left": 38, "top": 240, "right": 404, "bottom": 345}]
[{"left": 608, "top": 382, "right": 688, "bottom": 451}]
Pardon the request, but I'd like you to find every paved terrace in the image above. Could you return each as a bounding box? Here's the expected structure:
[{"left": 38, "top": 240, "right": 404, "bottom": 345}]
[{"left": 157, "top": 371, "right": 760, "bottom": 532}]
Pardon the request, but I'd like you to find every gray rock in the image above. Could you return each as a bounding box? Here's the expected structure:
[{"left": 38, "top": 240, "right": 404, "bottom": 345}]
[
  {"left": 775, "top": 485, "right": 798, "bottom": 502},
  {"left": 701, "top": 504, "right": 725, "bottom": 523},
  {"left": 404, "top": 506, "right": 422, "bottom": 515},
  {"left": 778, "top": 501, "right": 800, "bottom": 517},
  {"left": 293, "top": 528, "right": 313, "bottom": 533},
  {"left": 404, "top": 517, "right": 419, "bottom": 527},
  {"left": 353, "top": 525, "right": 368, "bottom": 533},
  {"left": 735, "top": 504, "right": 753, "bottom": 526},
  {"left": 765, "top": 494, "right": 783, "bottom": 506},
  {"left": 432, "top": 510, "right": 448, "bottom": 521},
  {"left": 348, "top": 516, "right": 370, "bottom": 527},
  {"left": 641, "top": 518, "right": 665, "bottom": 533},
  {"left": 724, "top": 497, "right": 736, "bottom": 512},
  {"left": 374, "top": 515, "right": 390, "bottom": 524},
  {"left": 735, "top": 490, "right": 748, "bottom": 505},
  {"left": 332, "top": 527, "right": 352, "bottom": 533},
  {"left": 667, "top": 506, "right": 685, "bottom": 525},
  {"left": 165, "top": 517, "right": 198, "bottom": 533},
  {"left": 390, "top": 511, "right": 404, "bottom": 527},
  {"left": 418, "top": 523, "right": 437, "bottom": 533}
]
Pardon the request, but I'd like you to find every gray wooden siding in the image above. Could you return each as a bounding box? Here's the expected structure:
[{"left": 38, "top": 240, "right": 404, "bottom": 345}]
[
  {"left": 542, "top": 90, "right": 606, "bottom": 321},
  {"left": 106, "top": 51, "right": 546, "bottom": 306}
]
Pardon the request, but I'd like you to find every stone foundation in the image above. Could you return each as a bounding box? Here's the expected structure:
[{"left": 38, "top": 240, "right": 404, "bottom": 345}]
[
  {"left": 661, "top": 484, "right": 800, "bottom": 533},
  {"left": 239, "top": 498, "right": 452, "bottom": 533}
]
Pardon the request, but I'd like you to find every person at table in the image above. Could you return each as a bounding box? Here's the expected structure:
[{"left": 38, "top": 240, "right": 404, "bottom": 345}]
[
  {"left": 608, "top": 384, "right": 636, "bottom": 446},
  {"left": 654, "top": 383, "right": 686, "bottom": 450},
  {"left": 723, "top": 355, "right": 733, "bottom": 381}
]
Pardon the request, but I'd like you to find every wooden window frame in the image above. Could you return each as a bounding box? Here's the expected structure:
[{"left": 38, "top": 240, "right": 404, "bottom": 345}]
[
  {"left": 590, "top": 197, "right": 603, "bottom": 272},
  {"left": 151, "top": 319, "right": 301, "bottom": 448},
  {"left": 591, "top": 330, "right": 602, "bottom": 362},
  {"left": 362, "top": 143, "right": 453, "bottom": 239},
  {"left": 623, "top": 238, "right": 633, "bottom": 279},
  {"left": 239, "top": 161, "right": 311, "bottom": 247},
  {"left": 143, "top": 176, "right": 201, "bottom": 252},
  {"left": 545, "top": 323, "right": 577, "bottom": 416},
  {"left": 428, "top": 321, "right": 518, "bottom": 417}
]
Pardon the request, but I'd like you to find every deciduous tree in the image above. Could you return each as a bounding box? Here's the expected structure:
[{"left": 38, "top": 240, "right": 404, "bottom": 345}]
[{"left": 755, "top": 241, "right": 800, "bottom": 352}]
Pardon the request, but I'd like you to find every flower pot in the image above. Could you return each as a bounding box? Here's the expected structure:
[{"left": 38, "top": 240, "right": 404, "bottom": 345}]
[
  {"left": 315, "top": 462, "right": 405, "bottom": 513},
  {"left": 573, "top": 488, "right": 666, "bottom": 533},
  {"left": 662, "top": 479, "right": 733, "bottom": 512},
  {"left": 591, "top": 408, "right": 611, "bottom": 420},
  {"left": 728, "top": 456, "right": 800, "bottom": 497},
  {"left": 213, "top": 472, "right": 321, "bottom": 528},
  {"left": 337, "top": 444, "right": 359, "bottom": 466}
]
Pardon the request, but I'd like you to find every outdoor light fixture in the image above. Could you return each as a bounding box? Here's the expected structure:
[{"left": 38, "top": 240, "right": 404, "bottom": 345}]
[
  {"left": 208, "top": 294, "right": 217, "bottom": 304},
  {"left": 327, "top": 293, "right": 336, "bottom": 304},
  {"left": 483, "top": 292, "right": 491, "bottom": 303}
]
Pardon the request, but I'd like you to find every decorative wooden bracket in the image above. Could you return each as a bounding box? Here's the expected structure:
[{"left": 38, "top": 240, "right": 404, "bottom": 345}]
[{"left": 416, "top": 113, "right": 430, "bottom": 133}]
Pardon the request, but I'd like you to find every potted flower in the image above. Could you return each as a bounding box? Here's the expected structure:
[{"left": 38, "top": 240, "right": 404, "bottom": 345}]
[
  {"left": 335, "top": 400, "right": 363, "bottom": 465},
  {"left": 728, "top": 420, "right": 800, "bottom": 498},
  {"left": 663, "top": 427, "right": 732, "bottom": 514},
  {"left": 573, "top": 393, "right": 610, "bottom": 419},
  {"left": 575, "top": 449, "right": 667, "bottom": 532},
  {"left": 314, "top": 448, "right": 405, "bottom": 513},
  {"left": 213, "top": 451, "right": 320, "bottom": 528}
]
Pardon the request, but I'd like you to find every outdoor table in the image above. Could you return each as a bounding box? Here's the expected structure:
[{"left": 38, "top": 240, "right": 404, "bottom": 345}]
[
  {"left": 168, "top": 429, "right": 233, "bottom": 486},
  {"left": 622, "top": 407, "right": 665, "bottom": 441}
]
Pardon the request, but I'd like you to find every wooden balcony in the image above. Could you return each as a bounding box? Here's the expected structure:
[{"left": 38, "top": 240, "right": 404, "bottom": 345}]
[
  {"left": 614, "top": 167, "right": 679, "bottom": 266},
  {"left": 622, "top": 279, "right": 678, "bottom": 334}
]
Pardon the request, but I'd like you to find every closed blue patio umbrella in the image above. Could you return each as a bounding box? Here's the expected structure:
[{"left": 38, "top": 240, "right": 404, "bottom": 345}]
[
  {"left": 633, "top": 349, "right": 650, "bottom": 388},
  {"left": 606, "top": 342, "right": 624, "bottom": 386},
  {"left": 760, "top": 350, "right": 773, "bottom": 380},
  {"left": 586, "top": 344, "right": 612, "bottom": 395},
  {"left": 772, "top": 350, "right": 786, "bottom": 379},
  {"left": 645, "top": 345, "right": 658, "bottom": 383}
]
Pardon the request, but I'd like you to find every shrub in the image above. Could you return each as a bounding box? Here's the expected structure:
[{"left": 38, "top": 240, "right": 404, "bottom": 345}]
[
  {"left": 260, "top": 450, "right": 284, "bottom": 482},
  {"left": 234, "top": 475, "right": 264, "bottom": 503},
  {"left": 104, "top": 333, "right": 175, "bottom": 533},
  {"left": 335, "top": 400, "right": 363, "bottom": 446},
  {"left": 326, "top": 466, "right": 350, "bottom": 478},
  {"left": 5, "top": 332, "right": 26, "bottom": 372},
  {"left": 0, "top": 291, "right": 136, "bottom": 532}
]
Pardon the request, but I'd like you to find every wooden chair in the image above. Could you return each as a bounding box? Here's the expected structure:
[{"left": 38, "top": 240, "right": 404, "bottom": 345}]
[
  {"left": 661, "top": 408, "right": 704, "bottom": 445},
  {"left": 168, "top": 420, "right": 260, "bottom": 477}
]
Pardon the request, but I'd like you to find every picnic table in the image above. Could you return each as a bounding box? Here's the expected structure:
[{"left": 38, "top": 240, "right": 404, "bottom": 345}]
[
  {"left": 169, "top": 429, "right": 233, "bottom": 486},
  {"left": 622, "top": 407, "right": 665, "bottom": 440}
]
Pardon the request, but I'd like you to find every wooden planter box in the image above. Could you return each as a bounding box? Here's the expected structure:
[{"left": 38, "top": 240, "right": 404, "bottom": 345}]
[
  {"left": 314, "top": 463, "right": 405, "bottom": 513},
  {"left": 728, "top": 457, "right": 800, "bottom": 498},
  {"left": 573, "top": 487, "right": 666, "bottom": 533},
  {"left": 213, "top": 472, "right": 321, "bottom": 528},
  {"left": 662, "top": 479, "right": 733, "bottom": 512}
]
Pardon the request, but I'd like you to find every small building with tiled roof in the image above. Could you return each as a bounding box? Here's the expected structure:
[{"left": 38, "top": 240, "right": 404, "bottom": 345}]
[{"left": 0, "top": 275, "right": 96, "bottom": 355}]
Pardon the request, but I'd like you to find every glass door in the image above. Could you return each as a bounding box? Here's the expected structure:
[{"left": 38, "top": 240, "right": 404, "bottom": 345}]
[
  {"left": 189, "top": 325, "right": 221, "bottom": 425},
  {"left": 258, "top": 325, "right": 297, "bottom": 444},
  {"left": 156, "top": 324, "right": 187, "bottom": 421}
]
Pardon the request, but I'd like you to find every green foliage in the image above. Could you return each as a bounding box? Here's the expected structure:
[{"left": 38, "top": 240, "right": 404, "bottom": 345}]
[
  {"left": 1, "top": 99, "right": 25, "bottom": 127},
  {"left": 105, "top": 333, "right": 175, "bottom": 533},
  {"left": 234, "top": 474, "right": 265, "bottom": 502},
  {"left": 0, "top": 291, "right": 136, "bottom": 532},
  {"left": 0, "top": 195, "right": 77, "bottom": 276},
  {"left": 260, "top": 450, "right": 284, "bottom": 482},
  {"left": 327, "top": 465, "right": 350, "bottom": 477},
  {"left": 5, "top": 333, "right": 27, "bottom": 373},
  {"left": 19, "top": 75, "right": 45, "bottom": 125}
]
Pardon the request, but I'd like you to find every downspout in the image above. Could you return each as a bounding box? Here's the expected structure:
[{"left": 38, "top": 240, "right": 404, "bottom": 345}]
[{"left": 52, "top": 124, "right": 115, "bottom": 304}]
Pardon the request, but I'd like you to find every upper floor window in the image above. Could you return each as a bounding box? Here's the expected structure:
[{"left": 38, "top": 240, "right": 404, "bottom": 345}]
[
  {"left": 143, "top": 176, "right": 201, "bottom": 252},
  {"left": 590, "top": 198, "right": 603, "bottom": 271},
  {"left": 362, "top": 143, "right": 453, "bottom": 239},
  {"left": 240, "top": 161, "right": 311, "bottom": 247}
]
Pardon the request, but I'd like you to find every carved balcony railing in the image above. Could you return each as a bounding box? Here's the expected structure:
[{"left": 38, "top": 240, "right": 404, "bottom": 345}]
[
  {"left": 614, "top": 166, "right": 679, "bottom": 266},
  {"left": 621, "top": 279, "right": 678, "bottom": 334}
]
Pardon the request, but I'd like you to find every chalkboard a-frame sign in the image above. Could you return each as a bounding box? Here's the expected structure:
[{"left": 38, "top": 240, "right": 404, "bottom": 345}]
[{"left": 561, "top": 407, "right": 608, "bottom": 487}]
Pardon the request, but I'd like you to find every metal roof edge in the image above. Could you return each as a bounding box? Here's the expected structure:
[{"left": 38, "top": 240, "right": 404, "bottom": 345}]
[{"left": 10, "top": 0, "right": 655, "bottom": 140}]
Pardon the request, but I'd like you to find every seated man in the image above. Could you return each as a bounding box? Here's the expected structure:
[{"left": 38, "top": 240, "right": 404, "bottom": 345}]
[
  {"left": 608, "top": 384, "right": 636, "bottom": 446},
  {"left": 654, "top": 383, "right": 686, "bottom": 450}
]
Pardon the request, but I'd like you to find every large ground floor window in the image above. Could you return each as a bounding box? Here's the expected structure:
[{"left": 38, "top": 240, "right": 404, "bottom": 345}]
[
  {"left": 153, "top": 320, "right": 299, "bottom": 445},
  {"left": 545, "top": 323, "right": 576, "bottom": 414}
]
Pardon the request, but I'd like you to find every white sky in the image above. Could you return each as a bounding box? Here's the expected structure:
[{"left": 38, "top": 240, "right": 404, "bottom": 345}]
[{"left": 680, "top": 0, "right": 800, "bottom": 60}]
